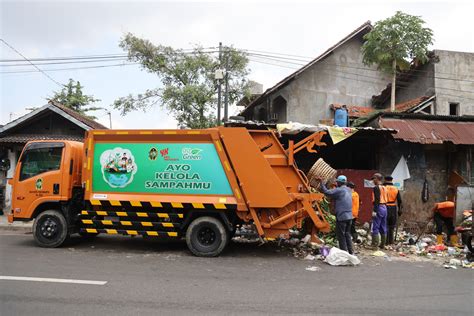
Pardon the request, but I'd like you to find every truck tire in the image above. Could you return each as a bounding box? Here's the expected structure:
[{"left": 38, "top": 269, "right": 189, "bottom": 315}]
[
  {"left": 186, "top": 216, "right": 228, "bottom": 257},
  {"left": 33, "top": 210, "right": 68, "bottom": 248}
]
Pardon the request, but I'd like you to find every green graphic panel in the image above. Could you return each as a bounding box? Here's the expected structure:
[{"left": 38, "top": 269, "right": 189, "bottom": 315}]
[{"left": 92, "top": 142, "right": 232, "bottom": 195}]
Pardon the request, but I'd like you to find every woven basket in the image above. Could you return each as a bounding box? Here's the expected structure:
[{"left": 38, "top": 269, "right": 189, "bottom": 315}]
[{"left": 307, "top": 158, "right": 337, "bottom": 188}]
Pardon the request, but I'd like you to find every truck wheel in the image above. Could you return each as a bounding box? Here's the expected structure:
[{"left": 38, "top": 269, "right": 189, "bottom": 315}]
[
  {"left": 186, "top": 216, "right": 228, "bottom": 257},
  {"left": 33, "top": 210, "right": 68, "bottom": 248}
]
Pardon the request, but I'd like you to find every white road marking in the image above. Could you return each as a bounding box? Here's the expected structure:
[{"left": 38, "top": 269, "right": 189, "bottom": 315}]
[{"left": 0, "top": 276, "right": 107, "bottom": 285}]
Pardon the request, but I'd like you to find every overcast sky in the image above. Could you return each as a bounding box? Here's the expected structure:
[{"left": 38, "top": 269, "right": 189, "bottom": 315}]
[{"left": 1, "top": 0, "right": 473, "bottom": 129}]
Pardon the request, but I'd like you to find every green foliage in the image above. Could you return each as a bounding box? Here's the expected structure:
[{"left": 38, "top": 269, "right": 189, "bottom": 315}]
[
  {"left": 362, "top": 11, "right": 434, "bottom": 73},
  {"left": 113, "top": 33, "right": 250, "bottom": 129},
  {"left": 51, "top": 79, "right": 101, "bottom": 119}
]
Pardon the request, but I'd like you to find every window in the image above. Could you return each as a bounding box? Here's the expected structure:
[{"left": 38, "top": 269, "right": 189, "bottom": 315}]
[
  {"left": 20, "top": 145, "right": 63, "bottom": 181},
  {"left": 449, "top": 102, "right": 459, "bottom": 116}
]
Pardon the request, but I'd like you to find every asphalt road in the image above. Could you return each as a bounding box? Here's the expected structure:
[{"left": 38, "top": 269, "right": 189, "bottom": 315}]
[{"left": 1, "top": 231, "right": 473, "bottom": 315}]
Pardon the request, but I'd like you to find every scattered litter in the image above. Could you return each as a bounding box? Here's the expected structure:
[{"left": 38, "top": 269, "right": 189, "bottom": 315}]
[
  {"left": 447, "top": 247, "right": 456, "bottom": 256},
  {"left": 305, "top": 266, "right": 322, "bottom": 272},
  {"left": 304, "top": 254, "right": 316, "bottom": 261},
  {"left": 325, "top": 247, "right": 360, "bottom": 266},
  {"left": 320, "top": 246, "right": 330, "bottom": 257},
  {"left": 356, "top": 229, "right": 367, "bottom": 237},
  {"left": 384, "top": 255, "right": 392, "bottom": 261},
  {"left": 301, "top": 234, "right": 311, "bottom": 244},
  {"left": 421, "top": 237, "right": 433, "bottom": 243},
  {"left": 371, "top": 250, "right": 386, "bottom": 257},
  {"left": 449, "top": 259, "right": 461, "bottom": 266},
  {"left": 444, "top": 264, "right": 458, "bottom": 269}
]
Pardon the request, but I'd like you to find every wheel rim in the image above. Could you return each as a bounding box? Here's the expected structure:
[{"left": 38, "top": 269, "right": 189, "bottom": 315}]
[
  {"left": 197, "top": 226, "right": 217, "bottom": 246},
  {"left": 39, "top": 217, "right": 60, "bottom": 239}
]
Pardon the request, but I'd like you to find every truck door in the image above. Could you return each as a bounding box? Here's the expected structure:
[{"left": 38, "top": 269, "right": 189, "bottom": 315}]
[{"left": 11, "top": 142, "right": 65, "bottom": 218}]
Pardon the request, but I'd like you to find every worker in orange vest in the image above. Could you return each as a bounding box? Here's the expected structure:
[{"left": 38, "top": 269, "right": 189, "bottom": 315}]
[
  {"left": 384, "top": 176, "right": 402, "bottom": 245},
  {"left": 347, "top": 182, "right": 360, "bottom": 242},
  {"left": 371, "top": 173, "right": 389, "bottom": 249},
  {"left": 429, "top": 189, "right": 459, "bottom": 246}
]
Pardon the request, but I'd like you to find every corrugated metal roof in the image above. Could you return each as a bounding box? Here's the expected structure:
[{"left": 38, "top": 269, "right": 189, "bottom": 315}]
[
  {"left": 379, "top": 118, "right": 474, "bottom": 145},
  {"left": 0, "top": 134, "right": 83, "bottom": 144}
]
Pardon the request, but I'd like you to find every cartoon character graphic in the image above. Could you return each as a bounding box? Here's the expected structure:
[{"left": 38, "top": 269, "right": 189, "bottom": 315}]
[
  {"left": 35, "top": 178, "right": 43, "bottom": 190},
  {"left": 149, "top": 148, "right": 158, "bottom": 161},
  {"left": 99, "top": 147, "right": 137, "bottom": 188}
]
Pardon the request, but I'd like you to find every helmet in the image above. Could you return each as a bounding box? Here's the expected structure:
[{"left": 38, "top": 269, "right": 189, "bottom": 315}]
[{"left": 336, "top": 175, "right": 347, "bottom": 183}]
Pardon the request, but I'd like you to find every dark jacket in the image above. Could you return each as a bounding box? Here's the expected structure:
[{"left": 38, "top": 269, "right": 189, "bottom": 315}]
[{"left": 320, "top": 183, "right": 353, "bottom": 221}]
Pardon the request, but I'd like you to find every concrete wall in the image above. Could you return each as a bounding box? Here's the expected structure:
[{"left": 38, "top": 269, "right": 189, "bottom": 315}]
[
  {"left": 382, "top": 62, "right": 436, "bottom": 108},
  {"left": 248, "top": 35, "right": 391, "bottom": 124},
  {"left": 434, "top": 50, "right": 474, "bottom": 115},
  {"left": 378, "top": 141, "right": 450, "bottom": 222}
]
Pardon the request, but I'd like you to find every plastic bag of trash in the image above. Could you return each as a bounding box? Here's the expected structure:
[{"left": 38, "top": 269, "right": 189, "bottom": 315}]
[{"left": 324, "top": 247, "right": 360, "bottom": 266}]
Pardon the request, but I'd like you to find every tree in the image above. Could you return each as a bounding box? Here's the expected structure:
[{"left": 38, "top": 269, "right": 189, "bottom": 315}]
[
  {"left": 113, "top": 33, "right": 250, "bottom": 129},
  {"left": 51, "top": 79, "right": 101, "bottom": 118},
  {"left": 362, "top": 11, "right": 433, "bottom": 111}
]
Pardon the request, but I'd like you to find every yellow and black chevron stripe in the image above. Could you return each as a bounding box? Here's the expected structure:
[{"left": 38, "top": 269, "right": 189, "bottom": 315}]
[
  {"left": 80, "top": 210, "right": 184, "bottom": 219},
  {"left": 86, "top": 200, "right": 237, "bottom": 211},
  {"left": 81, "top": 219, "right": 178, "bottom": 229},
  {"left": 79, "top": 228, "right": 178, "bottom": 237}
]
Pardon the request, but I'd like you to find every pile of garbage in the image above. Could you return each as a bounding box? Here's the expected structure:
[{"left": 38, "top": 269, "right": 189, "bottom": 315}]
[
  {"left": 231, "top": 219, "right": 473, "bottom": 269},
  {"left": 352, "top": 225, "right": 474, "bottom": 269}
]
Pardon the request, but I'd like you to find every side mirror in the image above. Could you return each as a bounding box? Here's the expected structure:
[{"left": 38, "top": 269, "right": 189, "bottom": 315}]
[{"left": 0, "top": 158, "right": 10, "bottom": 171}]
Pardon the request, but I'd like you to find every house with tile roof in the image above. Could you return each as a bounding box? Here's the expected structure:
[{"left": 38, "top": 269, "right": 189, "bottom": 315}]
[
  {"left": 0, "top": 101, "right": 107, "bottom": 214},
  {"left": 240, "top": 22, "right": 474, "bottom": 126},
  {"left": 240, "top": 21, "right": 392, "bottom": 124}
]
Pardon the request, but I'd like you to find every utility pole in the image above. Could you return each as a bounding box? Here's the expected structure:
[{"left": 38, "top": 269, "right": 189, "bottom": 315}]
[
  {"left": 224, "top": 49, "right": 229, "bottom": 122},
  {"left": 217, "top": 42, "right": 223, "bottom": 126}
]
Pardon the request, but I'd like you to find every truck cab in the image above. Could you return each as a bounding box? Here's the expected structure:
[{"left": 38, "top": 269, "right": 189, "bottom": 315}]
[{"left": 9, "top": 140, "right": 84, "bottom": 245}]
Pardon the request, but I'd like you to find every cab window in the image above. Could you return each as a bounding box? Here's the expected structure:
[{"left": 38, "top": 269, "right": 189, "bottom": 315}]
[{"left": 19, "top": 146, "right": 63, "bottom": 181}]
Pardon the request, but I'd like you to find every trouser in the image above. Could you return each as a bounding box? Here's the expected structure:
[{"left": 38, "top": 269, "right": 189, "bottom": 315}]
[
  {"left": 350, "top": 218, "right": 358, "bottom": 241},
  {"left": 336, "top": 219, "right": 354, "bottom": 254},
  {"left": 372, "top": 205, "right": 388, "bottom": 235},
  {"left": 386, "top": 205, "right": 398, "bottom": 244},
  {"left": 434, "top": 212, "right": 455, "bottom": 236}
]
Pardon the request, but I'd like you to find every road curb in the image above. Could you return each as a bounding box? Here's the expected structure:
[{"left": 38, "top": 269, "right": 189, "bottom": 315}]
[
  {"left": 0, "top": 225, "right": 32, "bottom": 233},
  {"left": 0, "top": 221, "right": 33, "bottom": 233}
]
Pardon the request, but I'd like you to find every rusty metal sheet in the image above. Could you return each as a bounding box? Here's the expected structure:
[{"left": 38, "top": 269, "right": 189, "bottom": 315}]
[{"left": 379, "top": 118, "right": 474, "bottom": 145}]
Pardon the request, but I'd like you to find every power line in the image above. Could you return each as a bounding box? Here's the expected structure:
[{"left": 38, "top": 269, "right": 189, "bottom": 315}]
[
  {"left": 0, "top": 62, "right": 139, "bottom": 74},
  {"left": 248, "top": 56, "right": 474, "bottom": 95},
  {"left": 0, "top": 38, "right": 64, "bottom": 87},
  {"left": 240, "top": 48, "right": 473, "bottom": 79},
  {"left": 0, "top": 57, "right": 129, "bottom": 67},
  {"left": 2, "top": 47, "right": 472, "bottom": 82},
  {"left": 245, "top": 52, "right": 474, "bottom": 83},
  {"left": 0, "top": 48, "right": 218, "bottom": 63},
  {"left": 248, "top": 58, "right": 474, "bottom": 102}
]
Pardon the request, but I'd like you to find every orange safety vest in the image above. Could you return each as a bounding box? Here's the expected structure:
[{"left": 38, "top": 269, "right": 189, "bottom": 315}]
[
  {"left": 372, "top": 185, "right": 388, "bottom": 204},
  {"left": 352, "top": 191, "right": 360, "bottom": 218},
  {"left": 385, "top": 185, "right": 399, "bottom": 206},
  {"left": 434, "top": 201, "right": 455, "bottom": 218}
]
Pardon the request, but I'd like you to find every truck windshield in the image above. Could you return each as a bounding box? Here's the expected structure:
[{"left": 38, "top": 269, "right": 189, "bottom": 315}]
[{"left": 19, "top": 146, "right": 63, "bottom": 181}]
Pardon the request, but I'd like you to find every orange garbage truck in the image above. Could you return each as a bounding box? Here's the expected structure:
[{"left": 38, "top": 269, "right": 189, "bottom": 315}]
[{"left": 8, "top": 127, "right": 330, "bottom": 256}]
